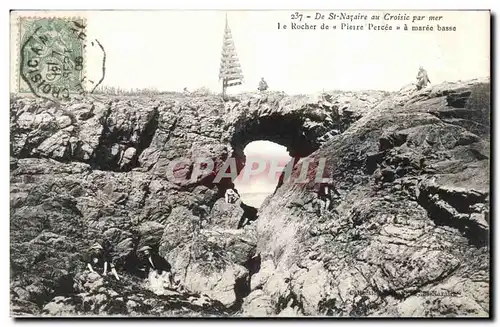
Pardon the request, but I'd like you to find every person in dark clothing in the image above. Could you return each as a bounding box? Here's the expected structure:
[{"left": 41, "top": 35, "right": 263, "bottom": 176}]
[
  {"left": 317, "top": 182, "right": 340, "bottom": 215},
  {"left": 237, "top": 202, "right": 259, "bottom": 228},
  {"left": 85, "top": 242, "right": 120, "bottom": 280},
  {"left": 138, "top": 246, "right": 175, "bottom": 287}
]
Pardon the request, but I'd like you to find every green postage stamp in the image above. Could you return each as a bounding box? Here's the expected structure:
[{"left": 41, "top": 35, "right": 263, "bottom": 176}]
[{"left": 17, "top": 17, "right": 86, "bottom": 101}]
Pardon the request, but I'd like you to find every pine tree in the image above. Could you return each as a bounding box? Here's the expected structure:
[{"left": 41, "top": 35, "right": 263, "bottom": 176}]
[{"left": 219, "top": 14, "right": 243, "bottom": 98}]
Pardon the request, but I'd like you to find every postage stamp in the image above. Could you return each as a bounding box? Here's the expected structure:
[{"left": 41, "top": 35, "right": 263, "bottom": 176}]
[{"left": 17, "top": 17, "right": 86, "bottom": 101}]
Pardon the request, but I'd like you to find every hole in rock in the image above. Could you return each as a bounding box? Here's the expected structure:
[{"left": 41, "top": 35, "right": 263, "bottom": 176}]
[
  {"left": 234, "top": 141, "right": 292, "bottom": 208},
  {"left": 210, "top": 112, "right": 323, "bottom": 201}
]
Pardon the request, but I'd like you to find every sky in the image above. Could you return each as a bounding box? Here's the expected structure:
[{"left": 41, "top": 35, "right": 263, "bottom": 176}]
[
  {"left": 234, "top": 140, "right": 290, "bottom": 206},
  {"left": 11, "top": 10, "right": 490, "bottom": 94},
  {"left": 234, "top": 141, "right": 290, "bottom": 191}
]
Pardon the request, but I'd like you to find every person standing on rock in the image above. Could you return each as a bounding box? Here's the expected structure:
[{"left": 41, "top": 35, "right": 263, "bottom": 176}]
[
  {"left": 416, "top": 66, "right": 431, "bottom": 90},
  {"left": 318, "top": 182, "right": 340, "bottom": 215},
  {"left": 138, "top": 246, "right": 175, "bottom": 289},
  {"left": 85, "top": 242, "right": 120, "bottom": 281}
]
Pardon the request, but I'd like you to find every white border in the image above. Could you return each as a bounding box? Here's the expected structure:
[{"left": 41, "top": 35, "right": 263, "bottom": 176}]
[
  {"left": 4, "top": 0, "right": 499, "bottom": 10},
  {"left": 2, "top": 1, "right": 497, "bottom": 327}
]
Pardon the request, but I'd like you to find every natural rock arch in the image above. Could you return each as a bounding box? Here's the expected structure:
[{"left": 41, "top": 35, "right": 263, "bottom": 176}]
[
  {"left": 230, "top": 112, "right": 319, "bottom": 160},
  {"left": 197, "top": 92, "right": 360, "bottom": 194}
]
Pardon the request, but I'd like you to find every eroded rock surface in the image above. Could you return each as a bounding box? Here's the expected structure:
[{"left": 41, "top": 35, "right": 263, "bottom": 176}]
[{"left": 251, "top": 80, "right": 490, "bottom": 317}]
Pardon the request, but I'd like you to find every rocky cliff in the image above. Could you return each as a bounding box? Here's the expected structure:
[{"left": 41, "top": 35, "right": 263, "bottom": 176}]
[{"left": 10, "top": 78, "right": 490, "bottom": 317}]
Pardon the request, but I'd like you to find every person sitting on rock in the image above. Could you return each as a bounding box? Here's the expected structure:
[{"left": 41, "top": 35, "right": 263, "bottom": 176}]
[
  {"left": 416, "top": 66, "right": 431, "bottom": 90},
  {"left": 225, "top": 188, "right": 239, "bottom": 204},
  {"left": 318, "top": 182, "right": 340, "bottom": 215},
  {"left": 138, "top": 246, "right": 175, "bottom": 288},
  {"left": 258, "top": 77, "right": 268, "bottom": 92},
  {"left": 85, "top": 242, "right": 120, "bottom": 281}
]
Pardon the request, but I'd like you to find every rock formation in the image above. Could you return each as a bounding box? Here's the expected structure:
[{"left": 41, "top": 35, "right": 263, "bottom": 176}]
[{"left": 10, "top": 79, "right": 490, "bottom": 317}]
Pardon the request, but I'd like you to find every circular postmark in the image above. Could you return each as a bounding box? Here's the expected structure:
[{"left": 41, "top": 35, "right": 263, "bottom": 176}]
[{"left": 19, "top": 18, "right": 87, "bottom": 102}]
